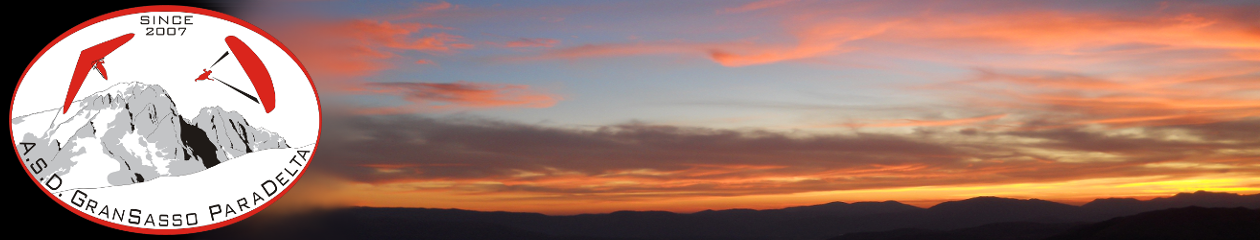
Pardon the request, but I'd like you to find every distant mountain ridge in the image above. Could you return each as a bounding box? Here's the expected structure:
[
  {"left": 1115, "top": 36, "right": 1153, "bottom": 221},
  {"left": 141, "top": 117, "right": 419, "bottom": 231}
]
[
  {"left": 1080, "top": 191, "right": 1260, "bottom": 218},
  {"left": 194, "top": 191, "right": 1260, "bottom": 240}
]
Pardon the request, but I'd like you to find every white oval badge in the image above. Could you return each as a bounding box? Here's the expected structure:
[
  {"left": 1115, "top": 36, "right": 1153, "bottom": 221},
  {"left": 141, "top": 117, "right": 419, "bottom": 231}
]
[{"left": 10, "top": 6, "right": 320, "bottom": 234}]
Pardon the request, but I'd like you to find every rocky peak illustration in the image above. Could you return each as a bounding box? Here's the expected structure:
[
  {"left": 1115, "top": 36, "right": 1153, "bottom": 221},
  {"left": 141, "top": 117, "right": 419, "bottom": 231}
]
[
  {"left": 14, "top": 82, "right": 287, "bottom": 190},
  {"left": 188, "top": 106, "right": 289, "bottom": 161}
]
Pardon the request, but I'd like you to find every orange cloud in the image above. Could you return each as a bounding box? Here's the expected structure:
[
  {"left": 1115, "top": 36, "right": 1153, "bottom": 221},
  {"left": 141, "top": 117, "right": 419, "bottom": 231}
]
[
  {"left": 266, "top": 7, "right": 565, "bottom": 114},
  {"left": 877, "top": 11, "right": 1260, "bottom": 56},
  {"left": 719, "top": 0, "right": 795, "bottom": 14},
  {"left": 518, "top": 2, "right": 1258, "bottom": 69},
  {"left": 295, "top": 43, "right": 395, "bottom": 78},
  {"left": 505, "top": 38, "right": 560, "bottom": 48},
  {"left": 418, "top": 1, "right": 453, "bottom": 11},
  {"left": 276, "top": 18, "right": 470, "bottom": 80},
  {"left": 337, "top": 19, "right": 471, "bottom": 53},
  {"left": 314, "top": 115, "right": 1260, "bottom": 202},
  {"left": 713, "top": 4, "right": 1259, "bottom": 66},
  {"left": 707, "top": 12, "right": 906, "bottom": 67},
  {"left": 388, "top": 1, "right": 459, "bottom": 20},
  {"left": 946, "top": 68, "right": 1260, "bottom": 128},
  {"left": 353, "top": 81, "right": 561, "bottom": 114},
  {"left": 837, "top": 114, "right": 1009, "bottom": 128}
]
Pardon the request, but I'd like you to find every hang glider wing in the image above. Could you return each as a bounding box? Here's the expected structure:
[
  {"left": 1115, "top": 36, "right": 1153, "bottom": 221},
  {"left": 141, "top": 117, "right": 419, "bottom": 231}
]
[{"left": 63, "top": 33, "right": 134, "bottom": 114}]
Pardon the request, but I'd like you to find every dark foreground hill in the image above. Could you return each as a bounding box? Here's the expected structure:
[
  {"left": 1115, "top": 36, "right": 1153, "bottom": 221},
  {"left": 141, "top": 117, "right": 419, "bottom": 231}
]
[
  {"left": 1045, "top": 207, "right": 1260, "bottom": 240},
  {"left": 190, "top": 191, "right": 1260, "bottom": 240},
  {"left": 830, "top": 207, "right": 1260, "bottom": 240},
  {"left": 829, "top": 222, "right": 1083, "bottom": 240}
]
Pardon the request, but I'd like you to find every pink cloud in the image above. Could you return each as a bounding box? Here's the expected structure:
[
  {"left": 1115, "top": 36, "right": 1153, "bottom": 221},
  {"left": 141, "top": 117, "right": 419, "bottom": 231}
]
[
  {"left": 708, "top": 19, "right": 904, "bottom": 67},
  {"left": 940, "top": 68, "right": 1260, "bottom": 129},
  {"left": 337, "top": 19, "right": 471, "bottom": 53},
  {"left": 418, "top": 1, "right": 454, "bottom": 11},
  {"left": 719, "top": 0, "right": 795, "bottom": 14},
  {"left": 389, "top": 1, "right": 460, "bottom": 20},
  {"left": 354, "top": 81, "right": 562, "bottom": 114},
  {"left": 277, "top": 18, "right": 471, "bottom": 81},
  {"left": 512, "top": 1, "right": 1259, "bottom": 69},
  {"left": 265, "top": 9, "right": 561, "bottom": 114}
]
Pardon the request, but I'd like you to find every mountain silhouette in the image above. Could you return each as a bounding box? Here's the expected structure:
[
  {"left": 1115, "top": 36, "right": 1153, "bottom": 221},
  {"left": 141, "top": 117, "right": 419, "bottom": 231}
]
[
  {"left": 193, "top": 208, "right": 630, "bottom": 240},
  {"left": 1080, "top": 191, "right": 1260, "bottom": 219},
  {"left": 188, "top": 191, "right": 1260, "bottom": 240},
  {"left": 830, "top": 222, "right": 1082, "bottom": 240},
  {"left": 781, "top": 201, "right": 924, "bottom": 216},
  {"left": 920, "top": 197, "right": 1082, "bottom": 229},
  {"left": 1045, "top": 206, "right": 1260, "bottom": 240},
  {"left": 831, "top": 207, "right": 1260, "bottom": 240}
]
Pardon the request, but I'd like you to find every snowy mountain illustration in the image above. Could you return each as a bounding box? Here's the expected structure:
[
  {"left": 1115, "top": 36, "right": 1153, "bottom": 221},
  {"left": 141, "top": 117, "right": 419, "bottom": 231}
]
[{"left": 13, "top": 82, "right": 287, "bottom": 190}]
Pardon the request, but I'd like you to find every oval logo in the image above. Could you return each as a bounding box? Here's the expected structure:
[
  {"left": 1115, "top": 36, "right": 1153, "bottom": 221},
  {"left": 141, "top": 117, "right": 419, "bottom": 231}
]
[{"left": 9, "top": 6, "right": 320, "bottom": 234}]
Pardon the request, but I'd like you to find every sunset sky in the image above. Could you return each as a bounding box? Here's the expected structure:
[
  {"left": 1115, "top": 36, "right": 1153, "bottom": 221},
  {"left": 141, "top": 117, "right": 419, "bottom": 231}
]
[{"left": 242, "top": 0, "right": 1260, "bottom": 215}]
